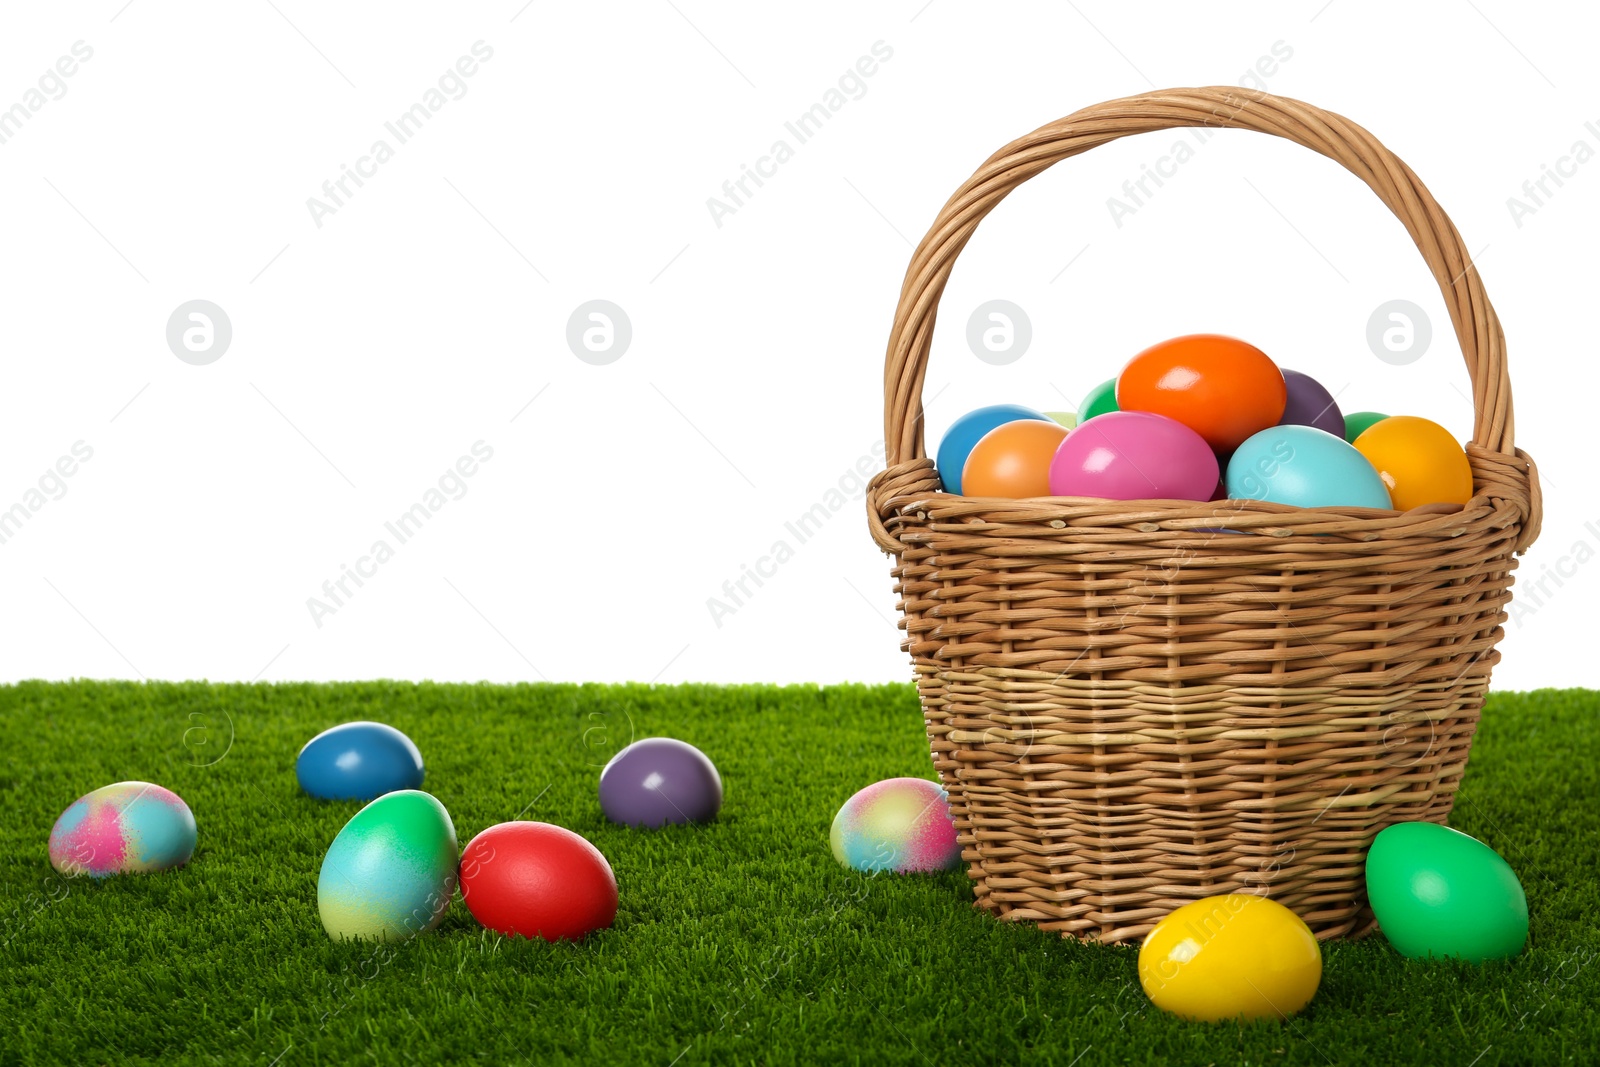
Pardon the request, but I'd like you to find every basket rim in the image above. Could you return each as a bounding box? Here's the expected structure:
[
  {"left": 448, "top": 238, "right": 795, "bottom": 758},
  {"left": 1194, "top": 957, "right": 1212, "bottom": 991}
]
[{"left": 870, "top": 450, "right": 1539, "bottom": 553}]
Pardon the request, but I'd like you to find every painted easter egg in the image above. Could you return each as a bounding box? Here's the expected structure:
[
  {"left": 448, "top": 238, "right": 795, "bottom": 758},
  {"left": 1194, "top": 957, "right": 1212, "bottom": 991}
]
[
  {"left": 1117, "top": 334, "right": 1286, "bottom": 452},
  {"left": 317, "top": 789, "right": 458, "bottom": 941},
  {"left": 459, "top": 821, "right": 618, "bottom": 942},
  {"left": 1364, "top": 822, "right": 1528, "bottom": 962},
  {"left": 1343, "top": 410, "right": 1390, "bottom": 444},
  {"left": 1352, "top": 415, "right": 1473, "bottom": 511},
  {"left": 1226, "top": 425, "right": 1392, "bottom": 509},
  {"left": 1079, "top": 378, "right": 1120, "bottom": 423},
  {"left": 961, "top": 419, "right": 1070, "bottom": 498},
  {"left": 1278, "top": 369, "right": 1345, "bottom": 437},
  {"left": 1138, "top": 895, "right": 1322, "bottom": 1022},
  {"left": 829, "top": 777, "right": 959, "bottom": 874},
  {"left": 48, "top": 781, "right": 196, "bottom": 878},
  {"left": 1048, "top": 410, "right": 1219, "bottom": 501},
  {"left": 599, "top": 737, "right": 723, "bottom": 828},
  {"left": 296, "top": 721, "right": 425, "bottom": 801},
  {"left": 1044, "top": 411, "right": 1079, "bottom": 430},
  {"left": 935, "top": 404, "right": 1051, "bottom": 494}
]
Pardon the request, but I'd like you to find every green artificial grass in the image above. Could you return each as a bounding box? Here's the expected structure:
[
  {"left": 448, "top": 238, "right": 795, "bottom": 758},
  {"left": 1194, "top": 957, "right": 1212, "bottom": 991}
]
[{"left": 1, "top": 682, "right": 1597, "bottom": 1066}]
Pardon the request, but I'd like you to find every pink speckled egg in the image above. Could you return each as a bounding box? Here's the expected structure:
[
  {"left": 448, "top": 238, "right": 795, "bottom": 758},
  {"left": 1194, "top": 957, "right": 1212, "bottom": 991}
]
[
  {"left": 829, "top": 777, "right": 959, "bottom": 873},
  {"left": 48, "top": 781, "right": 197, "bottom": 878}
]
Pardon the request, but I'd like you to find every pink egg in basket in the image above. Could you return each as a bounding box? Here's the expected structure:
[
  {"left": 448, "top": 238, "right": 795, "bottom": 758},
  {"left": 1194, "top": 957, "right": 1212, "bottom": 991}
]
[{"left": 1048, "top": 410, "right": 1219, "bottom": 501}]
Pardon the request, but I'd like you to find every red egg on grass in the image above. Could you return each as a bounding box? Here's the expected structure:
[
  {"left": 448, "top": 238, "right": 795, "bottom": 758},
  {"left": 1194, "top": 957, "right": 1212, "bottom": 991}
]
[{"left": 459, "top": 821, "right": 618, "bottom": 942}]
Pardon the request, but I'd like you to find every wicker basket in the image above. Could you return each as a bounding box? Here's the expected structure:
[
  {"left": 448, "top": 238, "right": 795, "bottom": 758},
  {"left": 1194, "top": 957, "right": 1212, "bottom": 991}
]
[{"left": 865, "top": 87, "right": 1542, "bottom": 944}]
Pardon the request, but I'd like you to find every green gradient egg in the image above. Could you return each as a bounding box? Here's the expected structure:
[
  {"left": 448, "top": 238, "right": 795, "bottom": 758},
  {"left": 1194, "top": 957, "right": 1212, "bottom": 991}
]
[
  {"left": 1044, "top": 411, "right": 1078, "bottom": 430},
  {"left": 1365, "top": 822, "right": 1528, "bottom": 962},
  {"left": 317, "top": 789, "right": 458, "bottom": 941}
]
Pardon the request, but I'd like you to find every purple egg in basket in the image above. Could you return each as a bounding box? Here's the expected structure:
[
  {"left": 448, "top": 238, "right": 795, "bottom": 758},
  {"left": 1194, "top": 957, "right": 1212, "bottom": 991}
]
[{"left": 1278, "top": 369, "right": 1344, "bottom": 438}]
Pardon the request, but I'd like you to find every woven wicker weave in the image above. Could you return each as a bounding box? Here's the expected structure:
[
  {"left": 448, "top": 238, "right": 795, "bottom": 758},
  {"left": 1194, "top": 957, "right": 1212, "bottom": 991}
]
[{"left": 865, "top": 87, "right": 1542, "bottom": 944}]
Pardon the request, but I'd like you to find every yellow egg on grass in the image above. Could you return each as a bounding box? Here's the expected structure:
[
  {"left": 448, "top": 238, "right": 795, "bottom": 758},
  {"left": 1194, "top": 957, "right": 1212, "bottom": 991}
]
[{"left": 1138, "top": 895, "right": 1322, "bottom": 1022}]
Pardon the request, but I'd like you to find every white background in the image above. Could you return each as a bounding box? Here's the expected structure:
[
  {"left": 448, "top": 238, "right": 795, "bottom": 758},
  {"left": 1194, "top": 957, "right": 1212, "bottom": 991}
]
[{"left": 0, "top": 1, "right": 1592, "bottom": 689}]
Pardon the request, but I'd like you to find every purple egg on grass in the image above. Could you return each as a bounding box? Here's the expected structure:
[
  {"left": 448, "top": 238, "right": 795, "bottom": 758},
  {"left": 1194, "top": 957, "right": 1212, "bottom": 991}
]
[
  {"left": 598, "top": 738, "right": 723, "bottom": 828},
  {"left": 1278, "top": 369, "right": 1344, "bottom": 438}
]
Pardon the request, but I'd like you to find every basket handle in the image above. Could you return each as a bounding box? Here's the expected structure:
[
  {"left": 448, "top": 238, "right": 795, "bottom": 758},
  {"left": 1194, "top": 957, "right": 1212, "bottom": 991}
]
[{"left": 881, "top": 87, "right": 1529, "bottom": 500}]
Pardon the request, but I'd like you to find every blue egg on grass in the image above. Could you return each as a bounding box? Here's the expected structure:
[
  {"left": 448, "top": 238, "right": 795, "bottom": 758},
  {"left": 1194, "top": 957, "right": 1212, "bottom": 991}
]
[
  {"left": 935, "top": 404, "right": 1051, "bottom": 494},
  {"left": 1226, "top": 425, "right": 1392, "bottom": 510},
  {"left": 297, "top": 721, "right": 424, "bottom": 801}
]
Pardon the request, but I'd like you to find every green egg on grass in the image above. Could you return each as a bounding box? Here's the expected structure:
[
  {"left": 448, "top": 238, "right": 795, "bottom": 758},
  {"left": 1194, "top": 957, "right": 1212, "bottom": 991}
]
[{"left": 1365, "top": 822, "right": 1528, "bottom": 962}]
